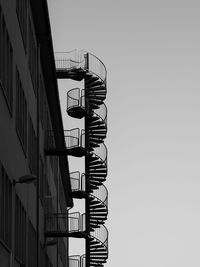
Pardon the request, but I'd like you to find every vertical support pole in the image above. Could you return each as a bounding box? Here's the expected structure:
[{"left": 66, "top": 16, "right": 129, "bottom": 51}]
[{"left": 84, "top": 53, "right": 90, "bottom": 267}]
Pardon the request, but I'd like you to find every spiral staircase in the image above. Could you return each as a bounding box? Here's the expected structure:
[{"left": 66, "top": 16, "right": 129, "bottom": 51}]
[{"left": 45, "top": 50, "right": 108, "bottom": 267}]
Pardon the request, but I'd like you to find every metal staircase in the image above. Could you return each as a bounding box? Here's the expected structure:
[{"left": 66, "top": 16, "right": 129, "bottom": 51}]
[{"left": 45, "top": 49, "right": 108, "bottom": 267}]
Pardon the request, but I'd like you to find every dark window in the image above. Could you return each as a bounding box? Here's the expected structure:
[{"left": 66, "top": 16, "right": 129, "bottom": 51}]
[
  {"left": 40, "top": 244, "right": 45, "bottom": 267},
  {"left": 16, "top": 0, "right": 27, "bottom": 50},
  {"left": 28, "top": 115, "right": 37, "bottom": 175},
  {"left": 45, "top": 253, "right": 53, "bottom": 267},
  {"left": 28, "top": 19, "right": 37, "bottom": 96},
  {"left": 58, "top": 238, "right": 67, "bottom": 267},
  {"left": 15, "top": 195, "right": 26, "bottom": 263},
  {"left": 0, "top": 162, "right": 12, "bottom": 248},
  {"left": 16, "top": 68, "right": 27, "bottom": 154},
  {"left": 0, "top": 6, "right": 13, "bottom": 113},
  {"left": 28, "top": 221, "right": 37, "bottom": 267}
]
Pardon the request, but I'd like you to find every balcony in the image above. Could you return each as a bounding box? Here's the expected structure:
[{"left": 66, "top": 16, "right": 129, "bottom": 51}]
[
  {"left": 55, "top": 50, "right": 86, "bottom": 80},
  {"left": 70, "top": 172, "right": 86, "bottom": 199},
  {"left": 67, "top": 88, "right": 86, "bottom": 119},
  {"left": 45, "top": 212, "right": 86, "bottom": 238},
  {"left": 45, "top": 128, "right": 85, "bottom": 157}
]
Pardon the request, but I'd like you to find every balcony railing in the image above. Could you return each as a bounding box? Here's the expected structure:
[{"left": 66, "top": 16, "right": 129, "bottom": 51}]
[
  {"left": 45, "top": 129, "right": 85, "bottom": 156},
  {"left": 69, "top": 255, "right": 85, "bottom": 267},
  {"left": 69, "top": 212, "right": 86, "bottom": 233},
  {"left": 55, "top": 49, "right": 107, "bottom": 83},
  {"left": 67, "top": 88, "right": 85, "bottom": 112},
  {"left": 70, "top": 172, "right": 86, "bottom": 192},
  {"left": 55, "top": 50, "right": 86, "bottom": 70},
  {"left": 45, "top": 212, "right": 86, "bottom": 237}
]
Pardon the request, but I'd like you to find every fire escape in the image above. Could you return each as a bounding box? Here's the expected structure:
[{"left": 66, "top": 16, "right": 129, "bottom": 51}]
[{"left": 45, "top": 49, "right": 108, "bottom": 267}]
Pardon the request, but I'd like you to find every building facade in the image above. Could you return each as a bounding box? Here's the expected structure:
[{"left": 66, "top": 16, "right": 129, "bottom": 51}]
[
  {"left": 0, "top": 1, "right": 108, "bottom": 267},
  {"left": 0, "top": 0, "right": 73, "bottom": 266}
]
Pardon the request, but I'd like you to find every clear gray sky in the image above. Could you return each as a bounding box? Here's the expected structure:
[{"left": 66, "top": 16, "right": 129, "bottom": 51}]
[{"left": 47, "top": 0, "right": 200, "bottom": 266}]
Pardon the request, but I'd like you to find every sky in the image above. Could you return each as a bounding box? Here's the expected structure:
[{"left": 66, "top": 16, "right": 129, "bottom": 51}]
[{"left": 47, "top": 1, "right": 200, "bottom": 266}]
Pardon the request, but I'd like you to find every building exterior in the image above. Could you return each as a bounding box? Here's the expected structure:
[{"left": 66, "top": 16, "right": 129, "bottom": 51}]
[
  {"left": 0, "top": 0, "right": 73, "bottom": 266},
  {"left": 0, "top": 0, "right": 108, "bottom": 267}
]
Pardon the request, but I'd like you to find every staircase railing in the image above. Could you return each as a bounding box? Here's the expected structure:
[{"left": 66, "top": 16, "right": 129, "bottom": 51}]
[
  {"left": 90, "top": 185, "right": 108, "bottom": 207},
  {"left": 93, "top": 103, "right": 107, "bottom": 124},
  {"left": 90, "top": 225, "right": 108, "bottom": 249},
  {"left": 91, "top": 143, "right": 107, "bottom": 164},
  {"left": 87, "top": 52, "right": 107, "bottom": 83}
]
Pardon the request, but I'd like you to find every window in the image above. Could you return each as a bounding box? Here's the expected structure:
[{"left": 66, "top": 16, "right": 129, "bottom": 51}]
[
  {"left": 58, "top": 238, "right": 67, "bottom": 267},
  {"left": 45, "top": 254, "right": 53, "bottom": 267},
  {"left": 28, "top": 115, "right": 37, "bottom": 175},
  {"left": 16, "top": 0, "right": 27, "bottom": 50},
  {"left": 15, "top": 195, "right": 26, "bottom": 263},
  {"left": 28, "top": 19, "right": 37, "bottom": 96},
  {"left": 0, "top": 5, "right": 13, "bottom": 113},
  {"left": 16, "top": 68, "right": 27, "bottom": 154},
  {"left": 28, "top": 221, "right": 37, "bottom": 267},
  {"left": 0, "top": 162, "right": 12, "bottom": 248}
]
